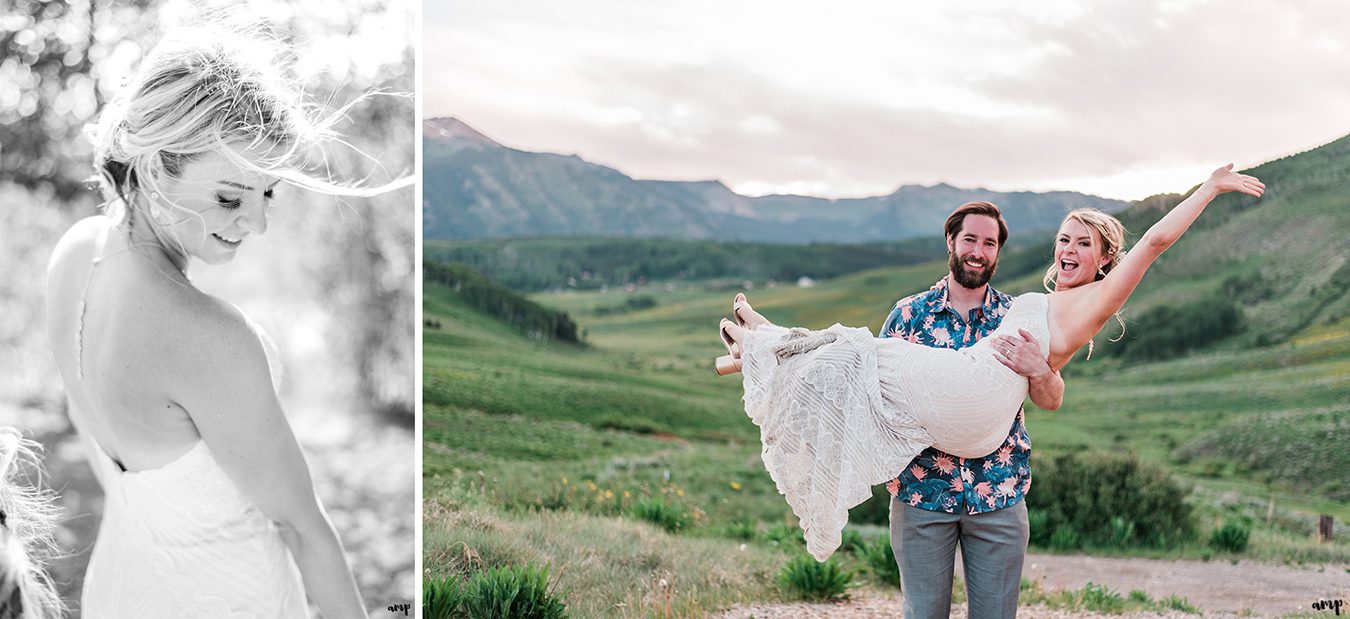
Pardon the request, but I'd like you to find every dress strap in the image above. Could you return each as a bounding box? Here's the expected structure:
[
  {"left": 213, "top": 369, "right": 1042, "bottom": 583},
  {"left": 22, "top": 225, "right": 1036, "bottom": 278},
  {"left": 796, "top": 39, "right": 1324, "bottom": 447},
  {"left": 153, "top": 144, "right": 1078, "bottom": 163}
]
[{"left": 75, "top": 225, "right": 113, "bottom": 380}]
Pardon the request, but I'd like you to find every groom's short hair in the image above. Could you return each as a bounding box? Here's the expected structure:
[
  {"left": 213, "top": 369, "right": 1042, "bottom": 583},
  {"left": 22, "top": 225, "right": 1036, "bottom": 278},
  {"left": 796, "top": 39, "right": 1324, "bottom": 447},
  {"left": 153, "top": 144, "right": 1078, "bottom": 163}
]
[{"left": 944, "top": 201, "right": 1009, "bottom": 247}]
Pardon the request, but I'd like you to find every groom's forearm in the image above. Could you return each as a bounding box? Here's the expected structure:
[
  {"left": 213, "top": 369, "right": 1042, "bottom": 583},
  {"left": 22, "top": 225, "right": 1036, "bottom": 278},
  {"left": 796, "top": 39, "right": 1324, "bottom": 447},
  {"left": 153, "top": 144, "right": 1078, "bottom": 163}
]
[{"left": 1027, "top": 369, "right": 1063, "bottom": 411}]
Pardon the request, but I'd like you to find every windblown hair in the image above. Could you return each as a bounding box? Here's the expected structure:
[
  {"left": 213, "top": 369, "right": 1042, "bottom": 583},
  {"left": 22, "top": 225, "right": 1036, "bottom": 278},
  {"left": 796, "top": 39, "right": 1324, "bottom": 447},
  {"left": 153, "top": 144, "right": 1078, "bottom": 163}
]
[
  {"left": 1042, "top": 208, "right": 1127, "bottom": 291},
  {"left": 0, "top": 429, "right": 62, "bottom": 619},
  {"left": 87, "top": 21, "right": 402, "bottom": 255}
]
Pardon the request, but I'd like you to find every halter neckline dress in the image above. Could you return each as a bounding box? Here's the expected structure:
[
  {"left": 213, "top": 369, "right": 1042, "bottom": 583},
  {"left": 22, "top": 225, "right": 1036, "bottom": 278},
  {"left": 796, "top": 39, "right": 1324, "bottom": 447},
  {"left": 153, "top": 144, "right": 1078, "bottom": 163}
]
[{"left": 73, "top": 224, "right": 307, "bottom": 618}]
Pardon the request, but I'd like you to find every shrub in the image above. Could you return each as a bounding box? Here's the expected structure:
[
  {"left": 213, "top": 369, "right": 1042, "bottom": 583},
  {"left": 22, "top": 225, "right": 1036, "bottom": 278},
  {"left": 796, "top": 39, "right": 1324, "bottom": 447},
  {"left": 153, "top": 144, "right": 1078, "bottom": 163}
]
[
  {"left": 1049, "top": 527, "right": 1080, "bottom": 551},
  {"left": 764, "top": 522, "right": 805, "bottom": 546},
  {"left": 1027, "top": 508, "right": 1051, "bottom": 546},
  {"left": 1159, "top": 594, "right": 1201, "bottom": 614},
  {"left": 777, "top": 554, "right": 852, "bottom": 601},
  {"left": 1078, "top": 582, "right": 1124, "bottom": 613},
  {"left": 1109, "top": 515, "right": 1136, "bottom": 547},
  {"left": 839, "top": 528, "right": 865, "bottom": 554},
  {"left": 1027, "top": 451, "right": 1196, "bottom": 550},
  {"left": 858, "top": 535, "right": 899, "bottom": 588},
  {"left": 1109, "top": 293, "right": 1244, "bottom": 361},
  {"left": 424, "top": 564, "right": 568, "bottom": 619},
  {"left": 459, "top": 563, "right": 568, "bottom": 619},
  {"left": 846, "top": 485, "right": 893, "bottom": 526},
  {"left": 423, "top": 574, "right": 465, "bottom": 619},
  {"left": 1209, "top": 520, "right": 1250, "bottom": 553},
  {"left": 629, "top": 497, "right": 691, "bottom": 533},
  {"left": 723, "top": 518, "right": 757, "bottom": 541}
]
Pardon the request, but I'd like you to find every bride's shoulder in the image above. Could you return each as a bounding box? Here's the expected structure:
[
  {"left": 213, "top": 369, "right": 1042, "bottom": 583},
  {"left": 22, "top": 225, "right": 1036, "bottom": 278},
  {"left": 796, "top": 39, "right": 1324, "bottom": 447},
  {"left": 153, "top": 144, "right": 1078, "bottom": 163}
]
[
  {"left": 47, "top": 215, "right": 108, "bottom": 273},
  {"left": 150, "top": 294, "right": 275, "bottom": 387}
]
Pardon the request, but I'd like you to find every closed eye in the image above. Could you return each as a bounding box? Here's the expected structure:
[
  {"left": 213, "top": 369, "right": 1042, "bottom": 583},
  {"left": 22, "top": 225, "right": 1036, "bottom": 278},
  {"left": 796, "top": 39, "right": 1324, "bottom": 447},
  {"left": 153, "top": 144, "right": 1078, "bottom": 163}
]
[{"left": 217, "top": 195, "right": 242, "bottom": 210}]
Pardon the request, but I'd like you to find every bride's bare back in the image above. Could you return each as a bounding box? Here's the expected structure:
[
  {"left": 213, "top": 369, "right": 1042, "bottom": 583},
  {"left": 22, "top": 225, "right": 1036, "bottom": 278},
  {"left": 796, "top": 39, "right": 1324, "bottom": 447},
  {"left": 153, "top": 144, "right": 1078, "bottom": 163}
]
[{"left": 46, "top": 216, "right": 203, "bottom": 472}]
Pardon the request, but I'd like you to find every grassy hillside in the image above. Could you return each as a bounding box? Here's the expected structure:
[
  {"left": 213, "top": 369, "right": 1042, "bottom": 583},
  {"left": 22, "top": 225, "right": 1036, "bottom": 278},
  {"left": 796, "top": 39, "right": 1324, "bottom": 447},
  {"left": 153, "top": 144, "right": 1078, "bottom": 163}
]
[
  {"left": 424, "top": 263, "right": 1349, "bottom": 614},
  {"left": 424, "top": 136, "right": 1350, "bottom": 614}
]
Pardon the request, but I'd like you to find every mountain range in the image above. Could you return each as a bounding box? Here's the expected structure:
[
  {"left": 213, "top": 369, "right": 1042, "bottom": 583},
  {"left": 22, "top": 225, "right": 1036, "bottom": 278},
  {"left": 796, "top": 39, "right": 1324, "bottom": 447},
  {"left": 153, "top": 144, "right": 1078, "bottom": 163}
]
[{"left": 423, "top": 117, "right": 1131, "bottom": 243}]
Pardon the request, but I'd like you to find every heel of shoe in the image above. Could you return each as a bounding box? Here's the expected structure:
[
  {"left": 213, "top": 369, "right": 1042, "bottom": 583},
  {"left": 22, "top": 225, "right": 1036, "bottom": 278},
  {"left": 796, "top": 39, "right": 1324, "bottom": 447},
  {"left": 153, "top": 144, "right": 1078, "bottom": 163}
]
[{"left": 715, "top": 354, "right": 742, "bottom": 376}]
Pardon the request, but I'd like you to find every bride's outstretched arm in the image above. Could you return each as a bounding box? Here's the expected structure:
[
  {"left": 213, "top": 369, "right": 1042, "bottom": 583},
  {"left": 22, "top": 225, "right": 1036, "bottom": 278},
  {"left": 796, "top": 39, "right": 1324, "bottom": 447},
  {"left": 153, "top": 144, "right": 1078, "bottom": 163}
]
[
  {"left": 165, "top": 300, "right": 366, "bottom": 619},
  {"left": 1084, "top": 164, "right": 1264, "bottom": 327}
]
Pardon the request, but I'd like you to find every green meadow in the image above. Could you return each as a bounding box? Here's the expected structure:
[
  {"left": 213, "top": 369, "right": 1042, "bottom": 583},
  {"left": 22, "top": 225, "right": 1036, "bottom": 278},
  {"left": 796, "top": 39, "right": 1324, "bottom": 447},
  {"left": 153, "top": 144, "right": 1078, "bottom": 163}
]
[{"left": 424, "top": 250, "right": 1350, "bottom": 614}]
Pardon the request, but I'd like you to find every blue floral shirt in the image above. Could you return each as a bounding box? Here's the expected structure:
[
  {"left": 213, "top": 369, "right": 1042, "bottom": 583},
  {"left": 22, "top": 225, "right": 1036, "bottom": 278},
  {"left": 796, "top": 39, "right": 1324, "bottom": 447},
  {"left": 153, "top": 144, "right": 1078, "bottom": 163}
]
[{"left": 880, "top": 277, "right": 1033, "bottom": 514}]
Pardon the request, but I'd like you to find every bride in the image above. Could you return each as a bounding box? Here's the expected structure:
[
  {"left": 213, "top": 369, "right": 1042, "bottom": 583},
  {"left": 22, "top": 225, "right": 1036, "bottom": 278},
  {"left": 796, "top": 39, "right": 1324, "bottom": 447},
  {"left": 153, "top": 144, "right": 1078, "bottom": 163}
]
[
  {"left": 719, "top": 164, "right": 1264, "bottom": 560},
  {"left": 44, "top": 23, "right": 386, "bottom": 618}
]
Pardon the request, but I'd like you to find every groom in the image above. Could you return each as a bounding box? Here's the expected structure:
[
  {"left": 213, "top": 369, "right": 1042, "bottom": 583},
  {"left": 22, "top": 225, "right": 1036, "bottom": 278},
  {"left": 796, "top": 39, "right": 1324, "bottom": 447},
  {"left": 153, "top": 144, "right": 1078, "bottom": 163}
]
[{"left": 881, "top": 201, "right": 1063, "bottom": 619}]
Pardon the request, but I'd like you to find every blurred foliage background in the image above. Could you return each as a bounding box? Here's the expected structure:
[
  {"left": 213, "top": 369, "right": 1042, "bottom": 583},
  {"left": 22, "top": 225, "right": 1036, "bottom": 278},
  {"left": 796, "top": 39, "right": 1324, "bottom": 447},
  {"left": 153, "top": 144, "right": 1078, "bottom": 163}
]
[{"left": 1, "top": 0, "right": 415, "bottom": 614}]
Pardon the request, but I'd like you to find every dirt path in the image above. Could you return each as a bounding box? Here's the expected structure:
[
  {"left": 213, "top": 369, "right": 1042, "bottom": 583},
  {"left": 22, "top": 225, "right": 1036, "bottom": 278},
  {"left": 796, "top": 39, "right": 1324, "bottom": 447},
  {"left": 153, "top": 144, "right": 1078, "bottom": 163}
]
[{"left": 717, "top": 553, "right": 1350, "bottom": 618}]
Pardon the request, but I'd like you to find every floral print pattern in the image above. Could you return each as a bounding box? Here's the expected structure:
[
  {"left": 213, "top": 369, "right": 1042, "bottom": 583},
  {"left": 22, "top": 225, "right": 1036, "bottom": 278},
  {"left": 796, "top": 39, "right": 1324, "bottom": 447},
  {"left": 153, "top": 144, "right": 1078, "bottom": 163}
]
[{"left": 879, "top": 277, "right": 1032, "bottom": 515}]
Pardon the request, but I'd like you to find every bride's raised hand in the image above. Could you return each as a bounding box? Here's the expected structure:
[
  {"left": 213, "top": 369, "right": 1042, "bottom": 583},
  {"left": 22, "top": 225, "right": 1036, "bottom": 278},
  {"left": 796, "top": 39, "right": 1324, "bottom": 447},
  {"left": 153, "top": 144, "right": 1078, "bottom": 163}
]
[{"left": 1207, "top": 163, "right": 1265, "bottom": 198}]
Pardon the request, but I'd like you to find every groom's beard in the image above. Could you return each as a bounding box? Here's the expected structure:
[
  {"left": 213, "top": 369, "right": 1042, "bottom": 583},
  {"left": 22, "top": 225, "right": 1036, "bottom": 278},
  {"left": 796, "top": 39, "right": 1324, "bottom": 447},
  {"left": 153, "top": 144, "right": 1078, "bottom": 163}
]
[{"left": 949, "top": 251, "right": 997, "bottom": 289}]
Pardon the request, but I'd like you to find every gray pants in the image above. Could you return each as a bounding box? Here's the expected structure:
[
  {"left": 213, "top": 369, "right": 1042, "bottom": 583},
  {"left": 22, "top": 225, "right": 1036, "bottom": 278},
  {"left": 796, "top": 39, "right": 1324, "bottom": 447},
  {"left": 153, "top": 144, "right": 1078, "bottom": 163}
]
[{"left": 889, "top": 498, "right": 1029, "bottom": 619}]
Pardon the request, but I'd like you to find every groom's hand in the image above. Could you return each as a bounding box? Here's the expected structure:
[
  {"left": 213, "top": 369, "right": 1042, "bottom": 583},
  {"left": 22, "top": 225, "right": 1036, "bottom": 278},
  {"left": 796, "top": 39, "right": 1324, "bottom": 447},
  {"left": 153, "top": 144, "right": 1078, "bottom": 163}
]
[
  {"left": 993, "top": 329, "right": 1063, "bottom": 410},
  {"left": 992, "top": 329, "right": 1049, "bottom": 378}
]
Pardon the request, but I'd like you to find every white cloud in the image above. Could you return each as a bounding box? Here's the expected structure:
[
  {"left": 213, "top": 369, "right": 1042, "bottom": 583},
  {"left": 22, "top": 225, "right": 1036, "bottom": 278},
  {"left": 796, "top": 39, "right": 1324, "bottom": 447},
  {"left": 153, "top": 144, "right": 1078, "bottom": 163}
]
[{"left": 427, "top": 0, "right": 1350, "bottom": 200}]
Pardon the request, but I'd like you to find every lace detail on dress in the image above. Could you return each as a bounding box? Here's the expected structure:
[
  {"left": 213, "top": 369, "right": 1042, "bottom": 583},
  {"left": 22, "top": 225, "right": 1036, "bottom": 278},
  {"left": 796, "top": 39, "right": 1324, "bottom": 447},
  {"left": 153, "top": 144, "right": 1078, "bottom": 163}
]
[
  {"left": 736, "top": 293, "right": 1051, "bottom": 561},
  {"left": 741, "top": 324, "right": 935, "bottom": 561}
]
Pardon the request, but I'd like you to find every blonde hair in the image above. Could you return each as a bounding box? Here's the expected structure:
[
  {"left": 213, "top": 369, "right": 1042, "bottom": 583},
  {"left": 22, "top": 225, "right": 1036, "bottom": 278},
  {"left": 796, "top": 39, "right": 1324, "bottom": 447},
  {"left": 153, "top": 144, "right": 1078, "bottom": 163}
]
[
  {"left": 0, "top": 429, "right": 61, "bottom": 619},
  {"left": 1041, "top": 208, "right": 1128, "bottom": 292},
  {"left": 88, "top": 21, "right": 407, "bottom": 259},
  {"left": 1042, "top": 208, "right": 1129, "bottom": 359}
]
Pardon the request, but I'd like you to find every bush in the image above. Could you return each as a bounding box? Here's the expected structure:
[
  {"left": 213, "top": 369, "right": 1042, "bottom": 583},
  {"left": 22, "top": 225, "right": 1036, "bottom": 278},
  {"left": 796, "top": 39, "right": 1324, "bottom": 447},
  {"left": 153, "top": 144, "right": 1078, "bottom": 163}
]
[
  {"left": 424, "top": 564, "right": 568, "bottom": 619},
  {"left": 839, "top": 528, "right": 865, "bottom": 554},
  {"left": 777, "top": 554, "right": 852, "bottom": 601},
  {"left": 858, "top": 535, "right": 900, "bottom": 588},
  {"left": 847, "top": 485, "right": 893, "bottom": 526},
  {"left": 459, "top": 563, "right": 568, "bottom": 619},
  {"left": 1027, "top": 451, "right": 1196, "bottom": 549},
  {"left": 1109, "top": 293, "right": 1244, "bottom": 361},
  {"left": 764, "top": 522, "right": 805, "bottom": 547},
  {"left": 1209, "top": 520, "right": 1250, "bottom": 553},
  {"left": 423, "top": 574, "right": 465, "bottom": 619},
  {"left": 629, "top": 497, "right": 692, "bottom": 533},
  {"left": 1028, "top": 508, "right": 1051, "bottom": 546},
  {"left": 1077, "top": 582, "right": 1124, "bottom": 613},
  {"left": 723, "top": 518, "right": 757, "bottom": 541},
  {"left": 1049, "top": 527, "right": 1080, "bottom": 551},
  {"left": 1159, "top": 594, "right": 1201, "bottom": 614}
]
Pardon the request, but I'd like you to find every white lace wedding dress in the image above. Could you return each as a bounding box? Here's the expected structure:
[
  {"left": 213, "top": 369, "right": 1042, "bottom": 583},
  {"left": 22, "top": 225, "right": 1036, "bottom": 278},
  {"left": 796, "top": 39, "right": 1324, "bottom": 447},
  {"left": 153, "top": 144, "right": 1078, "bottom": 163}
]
[{"left": 738, "top": 292, "right": 1051, "bottom": 560}]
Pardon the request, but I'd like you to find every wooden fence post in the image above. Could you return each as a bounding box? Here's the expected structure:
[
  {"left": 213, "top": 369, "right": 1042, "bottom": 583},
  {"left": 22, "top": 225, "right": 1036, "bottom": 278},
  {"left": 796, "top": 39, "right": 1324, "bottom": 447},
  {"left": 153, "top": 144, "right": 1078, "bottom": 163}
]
[{"left": 1317, "top": 514, "right": 1334, "bottom": 543}]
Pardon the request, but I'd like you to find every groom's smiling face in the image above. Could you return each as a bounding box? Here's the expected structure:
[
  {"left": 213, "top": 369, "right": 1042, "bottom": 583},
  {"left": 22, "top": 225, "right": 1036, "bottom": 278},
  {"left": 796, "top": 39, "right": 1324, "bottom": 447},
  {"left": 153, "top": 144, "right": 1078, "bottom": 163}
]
[{"left": 947, "top": 214, "right": 1001, "bottom": 289}]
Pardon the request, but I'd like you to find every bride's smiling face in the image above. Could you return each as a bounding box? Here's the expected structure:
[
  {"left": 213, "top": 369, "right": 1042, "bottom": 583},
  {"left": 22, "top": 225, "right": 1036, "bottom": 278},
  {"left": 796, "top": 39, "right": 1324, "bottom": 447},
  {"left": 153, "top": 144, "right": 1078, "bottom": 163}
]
[
  {"left": 1052, "top": 219, "right": 1111, "bottom": 290},
  {"left": 152, "top": 142, "right": 280, "bottom": 265}
]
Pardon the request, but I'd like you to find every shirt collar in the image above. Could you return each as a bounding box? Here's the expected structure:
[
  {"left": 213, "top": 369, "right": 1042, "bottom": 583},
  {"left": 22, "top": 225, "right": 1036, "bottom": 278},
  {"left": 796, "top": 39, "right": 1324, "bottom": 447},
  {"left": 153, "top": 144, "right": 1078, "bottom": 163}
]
[{"left": 934, "top": 276, "right": 1003, "bottom": 324}]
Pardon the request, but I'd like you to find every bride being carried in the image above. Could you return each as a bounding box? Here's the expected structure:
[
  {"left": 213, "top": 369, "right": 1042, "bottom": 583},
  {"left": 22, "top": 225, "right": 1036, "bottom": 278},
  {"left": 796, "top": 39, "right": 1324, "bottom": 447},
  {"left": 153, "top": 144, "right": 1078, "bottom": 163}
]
[{"left": 717, "top": 165, "right": 1264, "bottom": 561}]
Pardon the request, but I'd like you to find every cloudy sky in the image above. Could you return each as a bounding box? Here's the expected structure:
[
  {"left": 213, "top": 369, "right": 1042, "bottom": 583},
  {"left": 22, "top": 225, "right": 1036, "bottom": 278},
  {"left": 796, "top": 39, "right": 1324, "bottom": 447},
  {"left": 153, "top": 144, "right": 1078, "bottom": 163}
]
[{"left": 426, "top": 0, "right": 1350, "bottom": 201}]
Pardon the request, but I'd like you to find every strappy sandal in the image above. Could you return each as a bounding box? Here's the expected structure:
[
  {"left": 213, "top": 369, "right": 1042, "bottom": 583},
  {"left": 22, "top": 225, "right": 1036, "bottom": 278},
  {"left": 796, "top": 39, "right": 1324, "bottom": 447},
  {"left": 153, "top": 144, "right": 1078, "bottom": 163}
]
[{"left": 716, "top": 318, "right": 743, "bottom": 375}]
